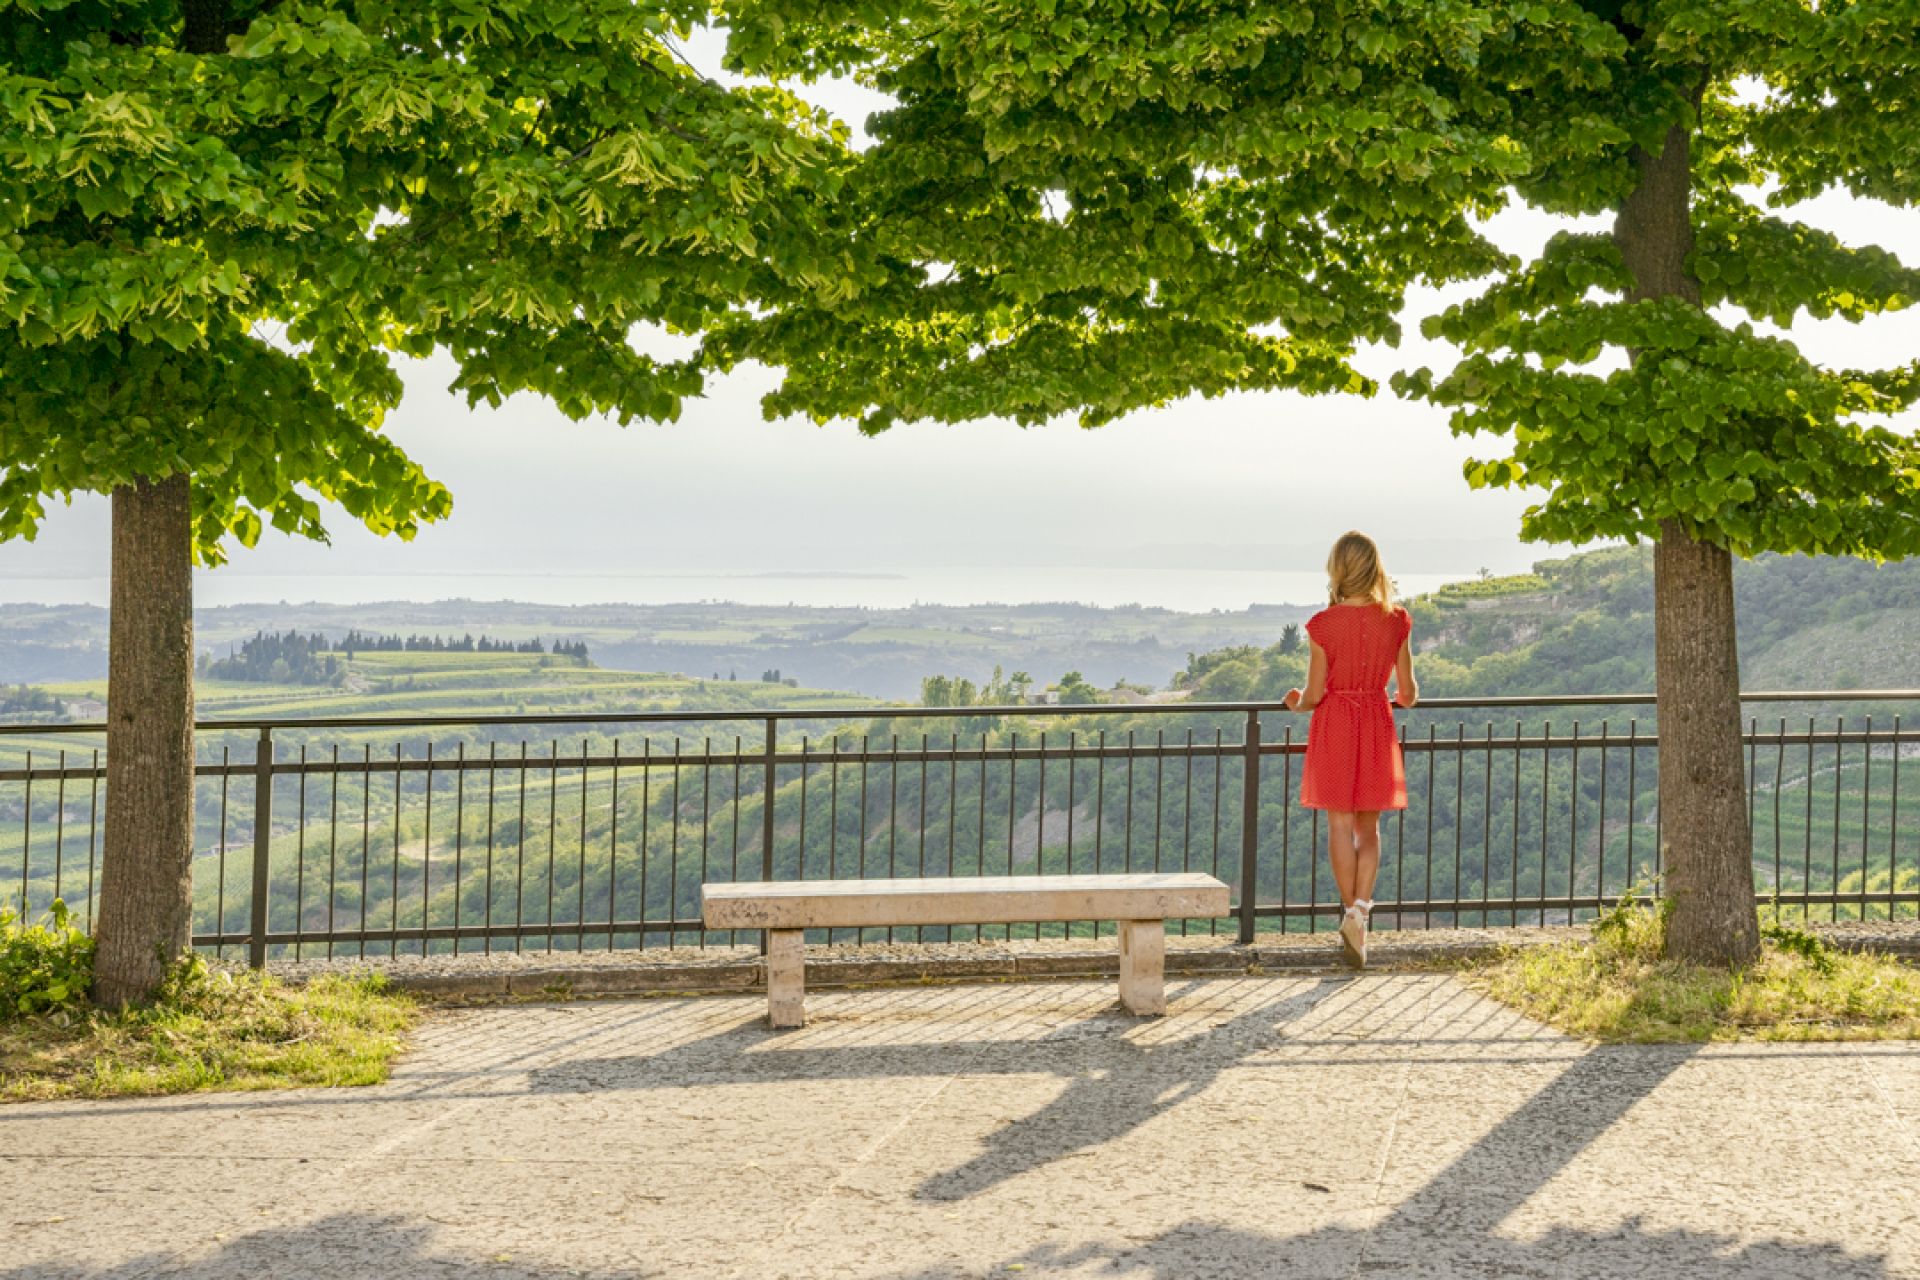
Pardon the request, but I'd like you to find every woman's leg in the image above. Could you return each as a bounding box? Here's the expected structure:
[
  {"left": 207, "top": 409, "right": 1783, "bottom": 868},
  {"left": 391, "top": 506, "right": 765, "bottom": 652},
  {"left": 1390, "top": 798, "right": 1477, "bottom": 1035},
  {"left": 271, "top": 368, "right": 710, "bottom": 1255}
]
[
  {"left": 1353, "top": 811, "right": 1382, "bottom": 906},
  {"left": 1326, "top": 810, "right": 1358, "bottom": 907}
]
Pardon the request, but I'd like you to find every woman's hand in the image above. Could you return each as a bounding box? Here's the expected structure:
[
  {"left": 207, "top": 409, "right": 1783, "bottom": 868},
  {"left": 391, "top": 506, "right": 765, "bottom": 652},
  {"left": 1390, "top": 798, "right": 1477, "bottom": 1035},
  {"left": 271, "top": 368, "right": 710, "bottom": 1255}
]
[{"left": 1283, "top": 688, "right": 1303, "bottom": 712}]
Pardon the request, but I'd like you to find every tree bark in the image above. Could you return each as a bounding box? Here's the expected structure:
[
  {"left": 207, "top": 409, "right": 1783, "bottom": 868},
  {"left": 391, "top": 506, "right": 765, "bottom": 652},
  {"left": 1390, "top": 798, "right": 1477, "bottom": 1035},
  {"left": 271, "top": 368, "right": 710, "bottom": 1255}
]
[
  {"left": 91, "top": 474, "right": 198, "bottom": 1007},
  {"left": 1615, "top": 119, "right": 1761, "bottom": 966}
]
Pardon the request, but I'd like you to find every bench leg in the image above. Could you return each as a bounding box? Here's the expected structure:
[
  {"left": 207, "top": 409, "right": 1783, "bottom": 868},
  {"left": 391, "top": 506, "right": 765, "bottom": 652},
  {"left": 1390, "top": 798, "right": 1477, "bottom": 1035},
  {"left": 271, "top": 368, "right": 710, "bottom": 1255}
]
[
  {"left": 767, "top": 929, "right": 806, "bottom": 1028},
  {"left": 1118, "top": 919, "right": 1166, "bottom": 1016}
]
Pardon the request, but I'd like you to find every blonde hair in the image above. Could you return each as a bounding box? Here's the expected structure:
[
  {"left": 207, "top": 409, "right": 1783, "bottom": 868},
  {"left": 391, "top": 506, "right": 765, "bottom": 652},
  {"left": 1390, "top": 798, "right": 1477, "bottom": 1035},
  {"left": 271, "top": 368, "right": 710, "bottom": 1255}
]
[{"left": 1326, "top": 531, "right": 1395, "bottom": 611}]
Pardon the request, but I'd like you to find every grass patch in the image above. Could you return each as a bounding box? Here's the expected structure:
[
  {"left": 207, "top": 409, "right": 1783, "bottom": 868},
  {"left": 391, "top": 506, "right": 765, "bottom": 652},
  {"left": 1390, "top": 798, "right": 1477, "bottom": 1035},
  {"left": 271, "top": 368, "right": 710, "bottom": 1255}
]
[
  {"left": 1466, "top": 895, "right": 1920, "bottom": 1042},
  {"left": 1, "top": 965, "right": 418, "bottom": 1102}
]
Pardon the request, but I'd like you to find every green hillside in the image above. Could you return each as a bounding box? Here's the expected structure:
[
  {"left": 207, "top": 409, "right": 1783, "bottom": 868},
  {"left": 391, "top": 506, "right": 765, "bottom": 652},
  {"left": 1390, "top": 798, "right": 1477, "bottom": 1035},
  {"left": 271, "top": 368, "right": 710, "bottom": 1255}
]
[{"left": 1178, "top": 546, "right": 1920, "bottom": 704}]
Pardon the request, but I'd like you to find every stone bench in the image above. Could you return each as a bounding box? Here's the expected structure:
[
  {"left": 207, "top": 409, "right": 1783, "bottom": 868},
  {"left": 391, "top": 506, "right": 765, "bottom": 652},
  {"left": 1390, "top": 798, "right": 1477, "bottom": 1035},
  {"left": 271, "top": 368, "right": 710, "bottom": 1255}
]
[{"left": 701, "top": 872, "right": 1231, "bottom": 1028}]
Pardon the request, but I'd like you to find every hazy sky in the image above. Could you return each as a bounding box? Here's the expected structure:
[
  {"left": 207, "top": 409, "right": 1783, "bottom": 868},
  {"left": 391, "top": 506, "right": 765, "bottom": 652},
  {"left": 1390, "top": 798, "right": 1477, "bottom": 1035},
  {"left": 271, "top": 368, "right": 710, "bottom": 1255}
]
[{"left": 6, "top": 34, "right": 1917, "bottom": 611}]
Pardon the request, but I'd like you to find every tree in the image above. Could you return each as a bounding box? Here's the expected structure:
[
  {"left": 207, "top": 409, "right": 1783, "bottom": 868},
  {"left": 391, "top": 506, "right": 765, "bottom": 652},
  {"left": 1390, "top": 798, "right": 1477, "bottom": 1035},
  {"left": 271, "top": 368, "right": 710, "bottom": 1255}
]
[
  {"left": 1394, "top": 0, "right": 1920, "bottom": 963},
  {"left": 1278, "top": 624, "right": 1303, "bottom": 657},
  {"left": 1055, "top": 671, "right": 1099, "bottom": 705},
  {"left": 1, "top": 0, "right": 849, "bottom": 1004},
  {"left": 722, "top": 0, "right": 1920, "bottom": 965}
]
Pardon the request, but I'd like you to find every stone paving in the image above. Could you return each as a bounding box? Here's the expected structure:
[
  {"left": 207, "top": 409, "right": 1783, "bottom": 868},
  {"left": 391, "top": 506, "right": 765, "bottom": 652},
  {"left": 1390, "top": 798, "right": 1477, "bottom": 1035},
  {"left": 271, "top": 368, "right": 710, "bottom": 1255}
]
[{"left": 4, "top": 973, "right": 1919, "bottom": 1278}]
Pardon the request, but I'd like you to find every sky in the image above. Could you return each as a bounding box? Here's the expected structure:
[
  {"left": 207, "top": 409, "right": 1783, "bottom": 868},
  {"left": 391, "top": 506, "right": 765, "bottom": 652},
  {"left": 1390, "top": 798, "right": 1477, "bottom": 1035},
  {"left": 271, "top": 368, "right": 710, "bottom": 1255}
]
[{"left": 4, "top": 34, "right": 1917, "bottom": 613}]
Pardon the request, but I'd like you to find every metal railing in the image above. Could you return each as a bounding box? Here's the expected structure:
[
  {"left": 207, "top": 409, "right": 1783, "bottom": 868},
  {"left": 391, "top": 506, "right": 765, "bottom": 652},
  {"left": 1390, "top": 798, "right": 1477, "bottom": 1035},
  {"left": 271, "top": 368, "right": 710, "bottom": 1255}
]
[{"left": 3, "top": 691, "right": 1917, "bottom": 963}]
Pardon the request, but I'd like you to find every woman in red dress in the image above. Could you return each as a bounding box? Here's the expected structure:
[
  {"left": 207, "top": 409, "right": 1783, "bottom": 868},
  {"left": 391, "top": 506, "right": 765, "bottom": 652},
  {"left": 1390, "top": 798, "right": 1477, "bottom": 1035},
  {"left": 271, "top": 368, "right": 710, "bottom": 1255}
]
[{"left": 1284, "top": 532, "right": 1419, "bottom": 967}]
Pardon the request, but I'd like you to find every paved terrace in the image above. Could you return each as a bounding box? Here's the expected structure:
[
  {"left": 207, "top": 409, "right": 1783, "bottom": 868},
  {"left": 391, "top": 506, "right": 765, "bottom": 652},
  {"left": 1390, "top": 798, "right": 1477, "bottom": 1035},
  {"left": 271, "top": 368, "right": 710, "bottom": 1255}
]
[{"left": 4, "top": 973, "right": 1919, "bottom": 1278}]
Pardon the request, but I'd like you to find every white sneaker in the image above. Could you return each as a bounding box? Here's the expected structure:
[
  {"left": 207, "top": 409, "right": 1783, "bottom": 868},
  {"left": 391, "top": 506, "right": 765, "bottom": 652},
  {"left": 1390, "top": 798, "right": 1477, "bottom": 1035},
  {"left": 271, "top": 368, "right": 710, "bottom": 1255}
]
[{"left": 1339, "top": 907, "right": 1367, "bottom": 969}]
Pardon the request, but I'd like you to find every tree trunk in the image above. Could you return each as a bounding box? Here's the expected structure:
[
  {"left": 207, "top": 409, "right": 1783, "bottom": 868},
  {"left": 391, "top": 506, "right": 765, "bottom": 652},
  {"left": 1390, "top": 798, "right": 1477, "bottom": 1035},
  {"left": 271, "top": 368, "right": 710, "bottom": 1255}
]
[
  {"left": 91, "top": 474, "right": 198, "bottom": 1007},
  {"left": 1615, "top": 117, "right": 1761, "bottom": 966}
]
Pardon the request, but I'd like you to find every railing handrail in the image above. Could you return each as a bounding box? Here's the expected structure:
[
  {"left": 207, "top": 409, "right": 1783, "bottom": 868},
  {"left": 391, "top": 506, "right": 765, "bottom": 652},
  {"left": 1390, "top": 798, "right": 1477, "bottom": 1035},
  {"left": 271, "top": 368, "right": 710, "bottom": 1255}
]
[{"left": 2, "top": 689, "right": 1918, "bottom": 737}]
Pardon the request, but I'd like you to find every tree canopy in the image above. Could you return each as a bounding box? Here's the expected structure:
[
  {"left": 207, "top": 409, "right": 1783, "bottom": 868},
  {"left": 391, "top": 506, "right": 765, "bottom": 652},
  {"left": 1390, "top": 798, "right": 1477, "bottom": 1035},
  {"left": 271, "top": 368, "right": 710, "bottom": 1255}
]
[
  {"left": 1, "top": 0, "right": 854, "bottom": 557},
  {"left": 715, "top": 0, "right": 1920, "bottom": 565},
  {"left": 710, "top": 0, "right": 1587, "bottom": 429},
  {"left": 1397, "top": 0, "right": 1920, "bottom": 561}
]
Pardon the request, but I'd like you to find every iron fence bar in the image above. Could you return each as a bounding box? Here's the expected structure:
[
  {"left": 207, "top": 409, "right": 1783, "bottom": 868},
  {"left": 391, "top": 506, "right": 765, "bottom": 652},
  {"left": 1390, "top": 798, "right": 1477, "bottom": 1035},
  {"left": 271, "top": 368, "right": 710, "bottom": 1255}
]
[
  {"left": 52, "top": 749, "right": 65, "bottom": 907},
  {"left": 295, "top": 744, "right": 307, "bottom": 960},
  {"left": 422, "top": 741, "right": 434, "bottom": 958},
  {"left": 388, "top": 743, "right": 403, "bottom": 958},
  {"left": 609, "top": 741, "right": 621, "bottom": 951},
  {"left": 1772, "top": 719, "right": 1785, "bottom": 902},
  {"left": 1597, "top": 720, "right": 1609, "bottom": 910},
  {"left": 1568, "top": 722, "right": 1579, "bottom": 924},
  {"left": 545, "top": 739, "right": 558, "bottom": 952},
  {"left": 698, "top": 736, "right": 711, "bottom": 951},
  {"left": 247, "top": 726, "right": 273, "bottom": 969},
  {"left": 1861, "top": 715, "right": 1873, "bottom": 921},
  {"left": 360, "top": 743, "right": 372, "bottom": 960},
  {"left": 1238, "top": 710, "right": 1260, "bottom": 944},
  {"left": 639, "top": 740, "right": 652, "bottom": 949},
  {"left": 85, "top": 747, "right": 99, "bottom": 932},
  {"left": 579, "top": 736, "right": 592, "bottom": 953},
  {"left": 1209, "top": 727, "right": 1224, "bottom": 936},
  {"left": 1181, "top": 728, "right": 1194, "bottom": 937},
  {"left": 1831, "top": 715, "right": 1843, "bottom": 922},
  {"left": 1540, "top": 720, "right": 1551, "bottom": 927},
  {"left": 1482, "top": 723, "right": 1494, "bottom": 924},
  {"left": 1425, "top": 722, "right": 1436, "bottom": 929},
  {"left": 215, "top": 745, "right": 229, "bottom": 954},
  {"left": 1453, "top": 723, "right": 1464, "bottom": 925},
  {"left": 451, "top": 744, "right": 461, "bottom": 957},
  {"left": 18, "top": 748, "right": 29, "bottom": 915},
  {"left": 1510, "top": 721, "right": 1521, "bottom": 921},
  {"left": 1891, "top": 715, "right": 1903, "bottom": 922},
  {"left": 1627, "top": 719, "right": 1638, "bottom": 887},
  {"left": 1804, "top": 717, "right": 1815, "bottom": 923}
]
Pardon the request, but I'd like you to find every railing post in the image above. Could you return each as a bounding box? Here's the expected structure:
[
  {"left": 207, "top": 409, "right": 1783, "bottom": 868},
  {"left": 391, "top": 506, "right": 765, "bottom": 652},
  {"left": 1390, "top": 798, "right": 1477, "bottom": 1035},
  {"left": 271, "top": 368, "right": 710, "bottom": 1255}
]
[
  {"left": 249, "top": 725, "right": 273, "bottom": 969},
  {"left": 1238, "top": 709, "right": 1261, "bottom": 945},
  {"left": 760, "top": 717, "right": 777, "bottom": 956},
  {"left": 761, "top": 717, "right": 777, "bottom": 881}
]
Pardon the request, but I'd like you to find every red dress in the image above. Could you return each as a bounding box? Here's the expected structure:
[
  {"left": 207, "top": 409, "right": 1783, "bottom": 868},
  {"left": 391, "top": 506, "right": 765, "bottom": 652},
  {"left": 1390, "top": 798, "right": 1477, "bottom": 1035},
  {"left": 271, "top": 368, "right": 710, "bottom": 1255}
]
[{"left": 1300, "top": 604, "right": 1410, "bottom": 811}]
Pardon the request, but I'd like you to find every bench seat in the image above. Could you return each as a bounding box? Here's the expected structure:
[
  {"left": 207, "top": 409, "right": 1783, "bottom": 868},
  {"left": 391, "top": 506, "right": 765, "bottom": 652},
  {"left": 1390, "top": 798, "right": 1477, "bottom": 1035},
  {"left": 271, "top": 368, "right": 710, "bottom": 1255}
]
[{"left": 702, "top": 872, "right": 1230, "bottom": 1027}]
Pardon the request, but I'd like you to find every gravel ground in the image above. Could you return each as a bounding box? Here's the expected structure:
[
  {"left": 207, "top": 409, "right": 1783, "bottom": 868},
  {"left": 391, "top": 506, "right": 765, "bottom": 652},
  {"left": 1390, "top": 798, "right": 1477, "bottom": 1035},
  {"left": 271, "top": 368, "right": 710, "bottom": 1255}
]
[{"left": 7, "top": 972, "right": 1918, "bottom": 1278}]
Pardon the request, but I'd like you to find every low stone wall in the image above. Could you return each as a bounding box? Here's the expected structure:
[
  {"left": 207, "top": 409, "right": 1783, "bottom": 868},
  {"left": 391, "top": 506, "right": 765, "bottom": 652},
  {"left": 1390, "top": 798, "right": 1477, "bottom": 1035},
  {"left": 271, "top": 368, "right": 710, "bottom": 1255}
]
[{"left": 256, "top": 920, "right": 1919, "bottom": 1003}]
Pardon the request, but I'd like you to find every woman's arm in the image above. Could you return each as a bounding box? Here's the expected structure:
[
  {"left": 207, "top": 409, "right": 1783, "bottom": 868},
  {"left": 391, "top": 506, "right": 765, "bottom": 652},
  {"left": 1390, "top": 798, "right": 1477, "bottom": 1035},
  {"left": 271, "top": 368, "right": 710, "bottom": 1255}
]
[
  {"left": 1284, "top": 642, "right": 1329, "bottom": 712},
  {"left": 1391, "top": 636, "right": 1419, "bottom": 709}
]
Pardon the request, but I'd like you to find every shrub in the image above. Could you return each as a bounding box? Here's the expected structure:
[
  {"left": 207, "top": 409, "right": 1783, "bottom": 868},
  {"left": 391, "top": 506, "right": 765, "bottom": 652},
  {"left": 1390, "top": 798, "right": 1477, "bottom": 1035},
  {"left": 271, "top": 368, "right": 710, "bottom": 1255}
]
[{"left": 0, "top": 899, "right": 96, "bottom": 1019}]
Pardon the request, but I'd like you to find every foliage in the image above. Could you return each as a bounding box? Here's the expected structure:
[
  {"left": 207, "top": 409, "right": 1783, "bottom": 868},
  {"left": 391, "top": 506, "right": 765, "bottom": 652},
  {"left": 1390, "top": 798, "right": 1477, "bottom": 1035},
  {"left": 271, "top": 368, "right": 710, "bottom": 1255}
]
[
  {"left": 0, "top": 963, "right": 416, "bottom": 1102},
  {"left": 1055, "top": 670, "right": 1101, "bottom": 704},
  {"left": 338, "top": 631, "right": 578, "bottom": 658},
  {"left": 711, "top": 0, "right": 1554, "bottom": 430},
  {"left": 1469, "top": 896, "right": 1920, "bottom": 1043},
  {"left": 204, "top": 630, "right": 342, "bottom": 686},
  {"left": 0, "top": 683, "right": 64, "bottom": 720},
  {"left": 1390, "top": 2, "right": 1920, "bottom": 561},
  {"left": 0, "top": 0, "right": 855, "bottom": 559},
  {"left": 712, "top": 0, "right": 1920, "bottom": 612},
  {"left": 0, "top": 898, "right": 94, "bottom": 1019}
]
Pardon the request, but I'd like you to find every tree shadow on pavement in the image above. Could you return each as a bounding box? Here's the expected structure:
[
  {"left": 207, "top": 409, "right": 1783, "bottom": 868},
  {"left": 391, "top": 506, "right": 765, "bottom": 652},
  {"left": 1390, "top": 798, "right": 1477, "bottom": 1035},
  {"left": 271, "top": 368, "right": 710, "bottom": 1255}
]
[
  {"left": 0, "top": 1212, "right": 651, "bottom": 1280},
  {"left": 867, "top": 1041, "right": 1901, "bottom": 1278}
]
